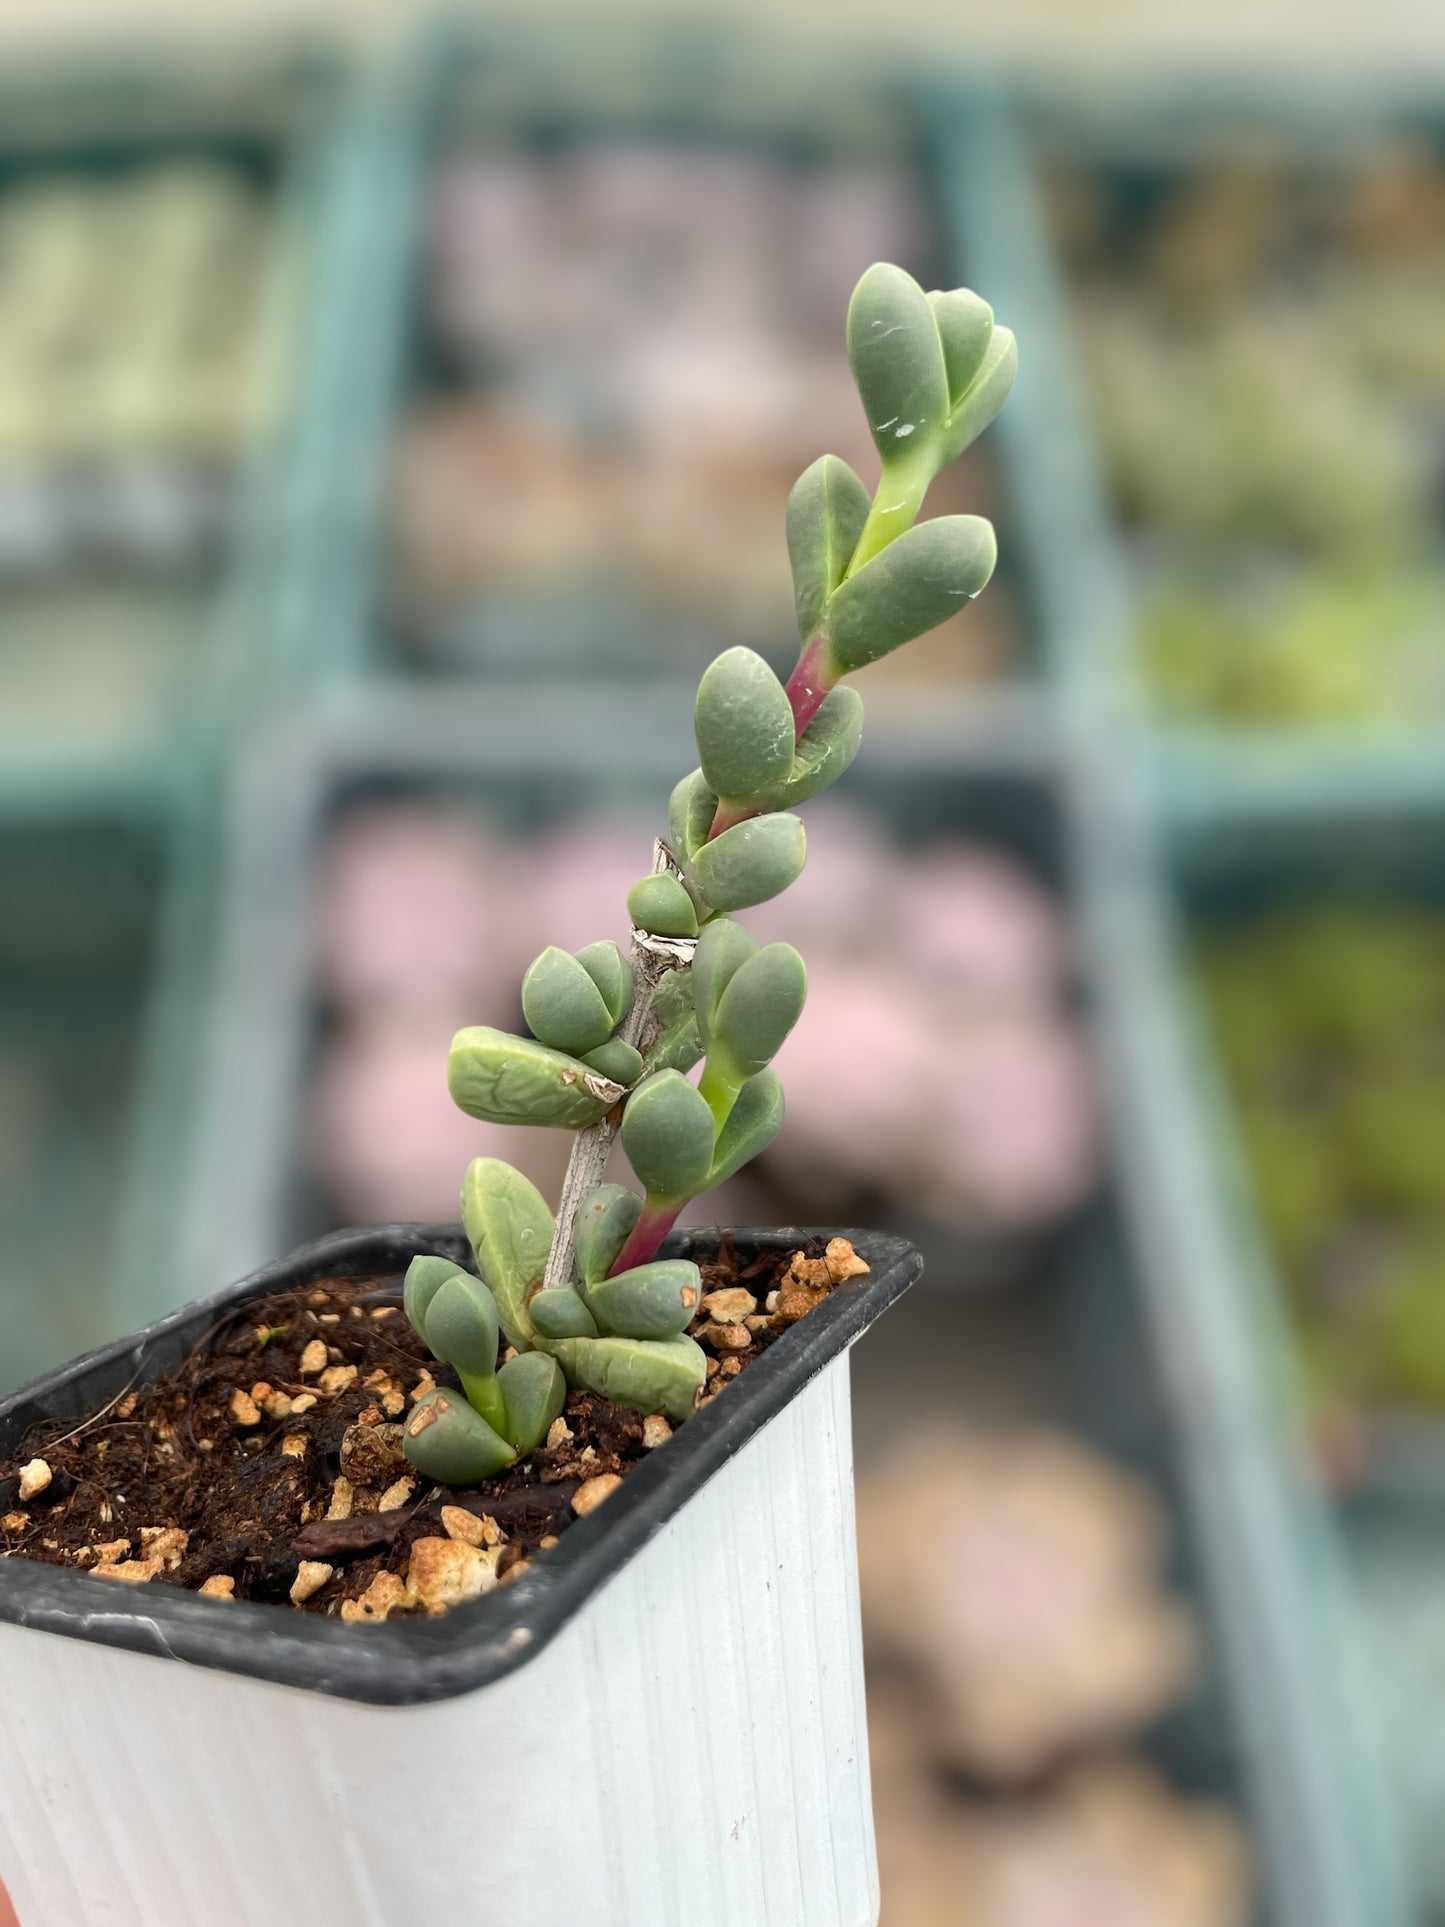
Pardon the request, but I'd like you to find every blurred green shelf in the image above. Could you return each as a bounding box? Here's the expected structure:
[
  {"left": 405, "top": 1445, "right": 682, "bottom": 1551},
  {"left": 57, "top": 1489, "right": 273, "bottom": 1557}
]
[
  {"left": 969, "top": 79, "right": 1445, "bottom": 814},
  {"left": 0, "top": 42, "right": 365, "bottom": 801}
]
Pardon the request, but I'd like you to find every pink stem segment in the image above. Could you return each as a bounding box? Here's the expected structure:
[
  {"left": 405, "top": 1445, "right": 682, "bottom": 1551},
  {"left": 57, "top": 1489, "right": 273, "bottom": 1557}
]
[
  {"left": 783, "top": 635, "right": 834, "bottom": 736},
  {"left": 610, "top": 1199, "right": 685, "bottom": 1275}
]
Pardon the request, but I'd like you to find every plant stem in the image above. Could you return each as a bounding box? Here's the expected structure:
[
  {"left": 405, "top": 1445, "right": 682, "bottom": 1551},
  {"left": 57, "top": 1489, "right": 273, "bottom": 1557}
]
[
  {"left": 611, "top": 1197, "right": 685, "bottom": 1274},
  {"left": 783, "top": 634, "right": 833, "bottom": 737},
  {"left": 539, "top": 842, "right": 691, "bottom": 1295}
]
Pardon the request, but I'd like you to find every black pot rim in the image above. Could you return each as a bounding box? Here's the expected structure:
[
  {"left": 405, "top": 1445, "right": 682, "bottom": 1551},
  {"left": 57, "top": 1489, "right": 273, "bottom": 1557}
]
[{"left": 0, "top": 1222, "right": 920, "bottom": 1706}]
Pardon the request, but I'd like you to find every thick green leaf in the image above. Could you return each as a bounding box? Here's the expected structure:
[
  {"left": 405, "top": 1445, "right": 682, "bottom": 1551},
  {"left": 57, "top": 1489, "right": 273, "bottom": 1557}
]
[
  {"left": 497, "top": 1350, "right": 567, "bottom": 1455},
  {"left": 644, "top": 968, "right": 704, "bottom": 1076},
  {"left": 712, "top": 944, "right": 807, "bottom": 1078},
  {"left": 522, "top": 947, "right": 616, "bottom": 1056},
  {"left": 586, "top": 1260, "right": 702, "bottom": 1340},
  {"left": 691, "top": 813, "right": 806, "bottom": 912},
  {"left": 936, "top": 326, "right": 1017, "bottom": 468},
  {"left": 826, "top": 515, "right": 997, "bottom": 672},
  {"left": 847, "top": 263, "right": 950, "bottom": 466},
  {"left": 403, "top": 1254, "right": 469, "bottom": 1343},
  {"left": 668, "top": 769, "right": 717, "bottom": 865},
  {"left": 541, "top": 1334, "right": 706, "bottom": 1422},
  {"left": 449, "top": 1028, "right": 616, "bottom": 1131},
  {"left": 621, "top": 1070, "right": 716, "bottom": 1199},
  {"left": 694, "top": 647, "right": 795, "bottom": 802},
  {"left": 928, "top": 288, "right": 994, "bottom": 408},
  {"left": 627, "top": 873, "right": 699, "bottom": 938},
  {"left": 528, "top": 1286, "right": 600, "bottom": 1339},
  {"left": 691, "top": 916, "right": 757, "bottom": 1051},
  {"left": 708, "top": 1070, "right": 785, "bottom": 1186},
  {"left": 787, "top": 453, "right": 872, "bottom": 639},
  {"left": 772, "top": 686, "right": 864, "bottom": 809},
  {"left": 422, "top": 1274, "right": 502, "bottom": 1377},
  {"left": 580, "top": 1037, "right": 644, "bottom": 1086},
  {"left": 575, "top": 941, "right": 634, "bottom": 1029},
  {"left": 402, "top": 1388, "right": 515, "bottom": 1483},
  {"left": 572, "top": 1184, "right": 645, "bottom": 1288},
  {"left": 459, "top": 1156, "right": 556, "bottom": 1349}
]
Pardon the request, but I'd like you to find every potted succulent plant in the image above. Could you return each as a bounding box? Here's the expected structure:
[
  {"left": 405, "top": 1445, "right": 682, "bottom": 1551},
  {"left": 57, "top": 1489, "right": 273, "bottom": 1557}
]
[{"left": 0, "top": 263, "right": 1014, "bottom": 1927}]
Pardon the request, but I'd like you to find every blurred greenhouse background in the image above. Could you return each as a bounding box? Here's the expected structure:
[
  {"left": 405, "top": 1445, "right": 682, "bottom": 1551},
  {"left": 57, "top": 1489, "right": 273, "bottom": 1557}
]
[{"left": 4, "top": 5, "right": 1445, "bottom": 1922}]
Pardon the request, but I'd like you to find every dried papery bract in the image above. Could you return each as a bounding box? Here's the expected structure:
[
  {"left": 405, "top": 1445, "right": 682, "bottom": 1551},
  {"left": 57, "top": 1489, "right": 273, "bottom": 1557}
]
[{"left": 401, "top": 261, "right": 1015, "bottom": 1484}]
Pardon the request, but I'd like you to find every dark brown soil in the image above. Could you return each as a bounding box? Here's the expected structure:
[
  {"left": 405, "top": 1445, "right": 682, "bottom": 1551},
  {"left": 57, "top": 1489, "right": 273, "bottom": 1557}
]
[{"left": 0, "top": 1235, "right": 866, "bottom": 1620}]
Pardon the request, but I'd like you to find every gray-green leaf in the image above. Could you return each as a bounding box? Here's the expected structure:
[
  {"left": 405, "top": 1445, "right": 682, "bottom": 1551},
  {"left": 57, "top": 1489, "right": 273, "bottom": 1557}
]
[
  {"left": 936, "top": 325, "right": 1017, "bottom": 469},
  {"left": 692, "top": 916, "right": 758, "bottom": 1052},
  {"left": 575, "top": 941, "right": 635, "bottom": 1029},
  {"left": 826, "top": 515, "right": 996, "bottom": 672},
  {"left": 712, "top": 943, "right": 807, "bottom": 1078},
  {"left": 847, "top": 263, "right": 950, "bottom": 466},
  {"left": 573, "top": 1184, "right": 645, "bottom": 1288},
  {"left": 694, "top": 647, "right": 796, "bottom": 802},
  {"left": 522, "top": 947, "right": 617, "bottom": 1056},
  {"left": 402, "top": 1388, "right": 516, "bottom": 1484},
  {"left": 621, "top": 1070, "right": 716, "bottom": 1200},
  {"left": 528, "top": 1286, "right": 600, "bottom": 1339},
  {"left": 668, "top": 769, "right": 717, "bottom": 866},
  {"left": 497, "top": 1350, "right": 567, "bottom": 1455},
  {"left": 449, "top": 1028, "right": 617, "bottom": 1131},
  {"left": 540, "top": 1334, "right": 706, "bottom": 1422},
  {"left": 787, "top": 453, "right": 872, "bottom": 640},
  {"left": 459, "top": 1155, "right": 556, "bottom": 1350},
  {"left": 627, "top": 873, "right": 699, "bottom": 939},
  {"left": 690, "top": 813, "right": 806, "bottom": 912},
  {"left": 708, "top": 1070, "right": 785, "bottom": 1186},
  {"left": 586, "top": 1260, "right": 702, "bottom": 1340}
]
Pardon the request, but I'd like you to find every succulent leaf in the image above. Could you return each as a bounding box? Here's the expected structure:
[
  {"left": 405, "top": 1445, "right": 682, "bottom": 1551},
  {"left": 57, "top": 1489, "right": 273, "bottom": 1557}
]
[
  {"left": 708, "top": 1069, "right": 785, "bottom": 1186},
  {"left": 521, "top": 947, "right": 617, "bottom": 1056},
  {"left": 627, "top": 873, "right": 699, "bottom": 938},
  {"left": 712, "top": 944, "right": 807, "bottom": 1078},
  {"left": 541, "top": 1334, "right": 707, "bottom": 1422},
  {"left": 402, "top": 1388, "right": 516, "bottom": 1484},
  {"left": 580, "top": 1036, "right": 644, "bottom": 1086},
  {"left": 935, "top": 325, "right": 1017, "bottom": 469},
  {"left": 826, "top": 515, "right": 997, "bottom": 673},
  {"left": 403, "top": 1254, "right": 469, "bottom": 1342},
  {"left": 847, "top": 263, "right": 951, "bottom": 466},
  {"left": 694, "top": 647, "right": 796, "bottom": 803},
  {"left": 574, "top": 941, "right": 635, "bottom": 1029},
  {"left": 449, "top": 1027, "right": 616, "bottom": 1131},
  {"left": 422, "top": 1274, "right": 502, "bottom": 1377},
  {"left": 645, "top": 969, "right": 704, "bottom": 1076},
  {"left": 621, "top": 1070, "right": 717, "bottom": 1199},
  {"left": 928, "top": 288, "right": 995, "bottom": 409},
  {"left": 497, "top": 1350, "right": 567, "bottom": 1455},
  {"left": 668, "top": 770, "right": 718, "bottom": 866},
  {"left": 768, "top": 687, "right": 864, "bottom": 810},
  {"left": 573, "top": 1184, "right": 646, "bottom": 1288},
  {"left": 459, "top": 1156, "right": 556, "bottom": 1350},
  {"left": 691, "top": 813, "right": 806, "bottom": 912},
  {"left": 585, "top": 1260, "right": 702, "bottom": 1340},
  {"left": 528, "top": 1286, "right": 600, "bottom": 1339},
  {"left": 787, "top": 453, "right": 872, "bottom": 639},
  {"left": 691, "top": 916, "right": 758, "bottom": 1051}
]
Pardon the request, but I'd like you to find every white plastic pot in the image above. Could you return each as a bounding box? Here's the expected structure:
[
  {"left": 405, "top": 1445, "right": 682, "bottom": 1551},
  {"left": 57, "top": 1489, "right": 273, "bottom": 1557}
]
[{"left": 0, "top": 1223, "right": 920, "bottom": 1927}]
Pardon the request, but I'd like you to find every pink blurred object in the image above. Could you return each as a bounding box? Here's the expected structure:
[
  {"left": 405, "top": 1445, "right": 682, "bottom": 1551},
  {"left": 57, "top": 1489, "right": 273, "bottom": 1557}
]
[
  {"left": 922, "top": 1017, "right": 1097, "bottom": 1228},
  {"left": 317, "top": 804, "right": 523, "bottom": 1018},
  {"left": 896, "top": 844, "right": 1071, "bottom": 1002},
  {"left": 309, "top": 1015, "right": 571, "bottom": 1224},
  {"left": 522, "top": 817, "right": 651, "bottom": 957}
]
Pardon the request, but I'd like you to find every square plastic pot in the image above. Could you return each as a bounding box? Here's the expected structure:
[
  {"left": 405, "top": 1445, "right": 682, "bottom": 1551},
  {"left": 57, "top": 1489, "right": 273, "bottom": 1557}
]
[{"left": 0, "top": 1221, "right": 920, "bottom": 1927}]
